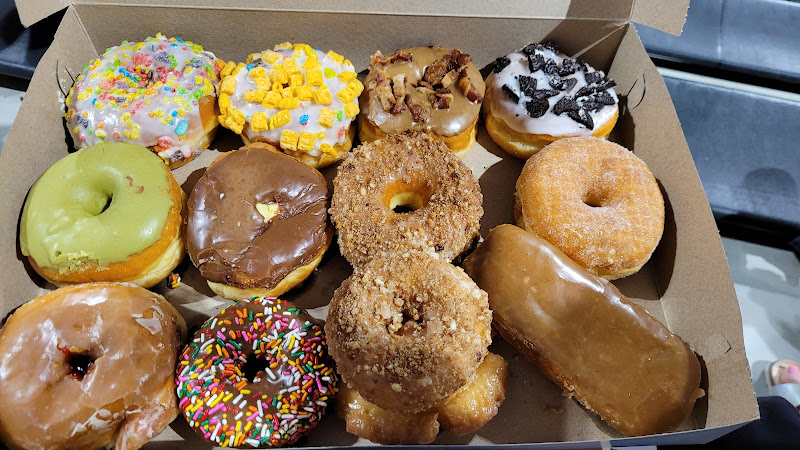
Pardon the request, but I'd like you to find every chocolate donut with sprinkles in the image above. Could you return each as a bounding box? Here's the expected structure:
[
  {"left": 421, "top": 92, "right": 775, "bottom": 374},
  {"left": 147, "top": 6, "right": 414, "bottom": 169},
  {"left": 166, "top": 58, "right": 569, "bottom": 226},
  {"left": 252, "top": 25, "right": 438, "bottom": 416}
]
[{"left": 176, "top": 296, "right": 337, "bottom": 448}]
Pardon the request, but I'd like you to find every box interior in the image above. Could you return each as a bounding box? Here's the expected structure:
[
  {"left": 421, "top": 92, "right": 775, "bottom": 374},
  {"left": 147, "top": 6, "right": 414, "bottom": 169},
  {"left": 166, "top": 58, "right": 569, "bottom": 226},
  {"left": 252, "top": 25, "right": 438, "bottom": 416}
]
[{"left": 1, "top": 1, "right": 757, "bottom": 447}]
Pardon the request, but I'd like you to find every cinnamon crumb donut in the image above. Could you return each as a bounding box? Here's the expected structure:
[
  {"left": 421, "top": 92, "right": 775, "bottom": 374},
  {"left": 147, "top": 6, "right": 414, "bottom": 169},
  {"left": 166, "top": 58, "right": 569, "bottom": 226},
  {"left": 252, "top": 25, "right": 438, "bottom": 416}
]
[
  {"left": 329, "top": 133, "right": 482, "bottom": 267},
  {"left": 325, "top": 250, "right": 492, "bottom": 413},
  {"left": 515, "top": 137, "right": 665, "bottom": 279}
]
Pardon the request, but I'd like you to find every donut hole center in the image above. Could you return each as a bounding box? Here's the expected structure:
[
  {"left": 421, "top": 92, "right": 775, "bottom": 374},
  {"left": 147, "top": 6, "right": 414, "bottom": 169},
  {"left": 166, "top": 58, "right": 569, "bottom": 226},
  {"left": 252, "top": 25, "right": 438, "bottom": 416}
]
[
  {"left": 383, "top": 181, "right": 431, "bottom": 215},
  {"left": 241, "top": 356, "right": 266, "bottom": 382},
  {"left": 581, "top": 193, "right": 607, "bottom": 208},
  {"left": 388, "top": 300, "right": 424, "bottom": 335},
  {"left": 58, "top": 345, "right": 97, "bottom": 381}
]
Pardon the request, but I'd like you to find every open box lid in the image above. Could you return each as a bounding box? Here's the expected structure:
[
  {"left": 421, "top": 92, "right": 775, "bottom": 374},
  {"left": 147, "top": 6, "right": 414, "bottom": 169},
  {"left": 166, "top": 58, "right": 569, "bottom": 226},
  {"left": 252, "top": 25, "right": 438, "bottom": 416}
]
[{"left": 16, "top": 0, "right": 690, "bottom": 36}]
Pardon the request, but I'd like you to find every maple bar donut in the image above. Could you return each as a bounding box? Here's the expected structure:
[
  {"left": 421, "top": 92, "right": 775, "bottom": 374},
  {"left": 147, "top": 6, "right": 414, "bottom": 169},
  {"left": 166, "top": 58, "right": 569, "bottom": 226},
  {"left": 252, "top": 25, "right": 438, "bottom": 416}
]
[
  {"left": 485, "top": 42, "right": 619, "bottom": 159},
  {"left": 462, "top": 225, "right": 702, "bottom": 437},
  {"left": 0, "top": 282, "right": 186, "bottom": 450},
  {"left": 65, "top": 33, "right": 223, "bottom": 169},
  {"left": 186, "top": 142, "right": 332, "bottom": 300},
  {"left": 218, "top": 42, "right": 362, "bottom": 168},
  {"left": 326, "top": 250, "right": 492, "bottom": 413},
  {"left": 19, "top": 142, "right": 185, "bottom": 288},
  {"left": 330, "top": 133, "right": 482, "bottom": 268},
  {"left": 176, "top": 296, "right": 337, "bottom": 448},
  {"left": 516, "top": 137, "right": 664, "bottom": 279},
  {"left": 359, "top": 47, "right": 485, "bottom": 158}
]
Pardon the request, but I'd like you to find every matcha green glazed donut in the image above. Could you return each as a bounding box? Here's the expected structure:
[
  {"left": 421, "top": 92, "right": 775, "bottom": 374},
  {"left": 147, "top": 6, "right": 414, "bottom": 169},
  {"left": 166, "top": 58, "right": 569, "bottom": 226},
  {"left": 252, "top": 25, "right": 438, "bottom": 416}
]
[{"left": 19, "top": 142, "right": 185, "bottom": 287}]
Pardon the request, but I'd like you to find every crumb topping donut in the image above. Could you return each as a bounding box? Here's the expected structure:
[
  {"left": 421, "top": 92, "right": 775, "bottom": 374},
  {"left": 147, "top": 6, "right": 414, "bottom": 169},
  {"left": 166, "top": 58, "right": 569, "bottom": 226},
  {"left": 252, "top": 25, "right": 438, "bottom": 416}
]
[
  {"left": 176, "top": 296, "right": 337, "bottom": 448},
  {"left": 326, "top": 250, "right": 492, "bottom": 413},
  {"left": 485, "top": 42, "right": 619, "bottom": 158},
  {"left": 218, "top": 42, "right": 363, "bottom": 168},
  {"left": 65, "top": 33, "right": 223, "bottom": 168},
  {"left": 515, "top": 137, "right": 665, "bottom": 279},
  {"left": 359, "top": 47, "right": 485, "bottom": 157},
  {"left": 19, "top": 142, "right": 185, "bottom": 288},
  {"left": 330, "top": 133, "right": 483, "bottom": 268},
  {"left": 0, "top": 282, "right": 186, "bottom": 450},
  {"left": 186, "top": 143, "right": 332, "bottom": 300}
]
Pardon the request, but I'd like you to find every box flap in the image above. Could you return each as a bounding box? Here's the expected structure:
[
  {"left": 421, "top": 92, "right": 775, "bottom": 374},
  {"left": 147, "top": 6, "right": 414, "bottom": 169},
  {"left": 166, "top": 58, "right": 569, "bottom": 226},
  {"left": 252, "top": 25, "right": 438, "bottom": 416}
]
[
  {"left": 14, "top": 0, "right": 71, "bottom": 27},
  {"left": 631, "top": 0, "right": 690, "bottom": 36}
]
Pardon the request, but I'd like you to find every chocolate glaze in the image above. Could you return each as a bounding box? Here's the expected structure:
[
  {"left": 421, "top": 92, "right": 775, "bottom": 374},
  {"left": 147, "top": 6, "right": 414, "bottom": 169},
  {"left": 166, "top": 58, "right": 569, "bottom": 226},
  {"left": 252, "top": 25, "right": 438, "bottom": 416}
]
[
  {"left": 462, "top": 225, "right": 701, "bottom": 437},
  {"left": 361, "top": 47, "right": 485, "bottom": 136},
  {"left": 186, "top": 143, "right": 332, "bottom": 289}
]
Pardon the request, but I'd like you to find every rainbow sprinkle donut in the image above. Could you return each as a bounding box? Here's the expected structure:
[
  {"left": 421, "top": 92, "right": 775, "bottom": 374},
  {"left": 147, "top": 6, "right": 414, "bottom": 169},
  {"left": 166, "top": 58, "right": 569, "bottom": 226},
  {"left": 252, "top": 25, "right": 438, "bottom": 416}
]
[
  {"left": 176, "top": 296, "right": 337, "bottom": 448},
  {"left": 65, "top": 34, "right": 224, "bottom": 168},
  {"left": 218, "top": 42, "right": 363, "bottom": 168}
]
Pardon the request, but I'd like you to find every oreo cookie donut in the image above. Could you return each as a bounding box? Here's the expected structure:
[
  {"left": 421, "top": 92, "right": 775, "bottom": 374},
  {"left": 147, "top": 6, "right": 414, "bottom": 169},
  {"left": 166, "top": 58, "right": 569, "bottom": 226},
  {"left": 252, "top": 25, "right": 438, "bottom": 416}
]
[{"left": 484, "top": 42, "right": 619, "bottom": 158}]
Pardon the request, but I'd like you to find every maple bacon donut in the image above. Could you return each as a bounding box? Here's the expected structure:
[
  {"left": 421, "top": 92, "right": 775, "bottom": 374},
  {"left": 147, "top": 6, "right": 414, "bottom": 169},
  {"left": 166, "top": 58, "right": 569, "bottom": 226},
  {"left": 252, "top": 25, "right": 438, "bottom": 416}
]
[
  {"left": 218, "top": 42, "right": 362, "bottom": 168},
  {"left": 0, "top": 283, "right": 186, "bottom": 450},
  {"left": 485, "top": 42, "right": 619, "bottom": 159},
  {"left": 19, "top": 142, "right": 185, "bottom": 288},
  {"left": 330, "top": 133, "right": 482, "bottom": 267},
  {"left": 186, "top": 143, "right": 332, "bottom": 300},
  {"left": 515, "top": 137, "right": 665, "bottom": 279},
  {"left": 65, "top": 33, "right": 223, "bottom": 169},
  {"left": 359, "top": 47, "right": 485, "bottom": 158}
]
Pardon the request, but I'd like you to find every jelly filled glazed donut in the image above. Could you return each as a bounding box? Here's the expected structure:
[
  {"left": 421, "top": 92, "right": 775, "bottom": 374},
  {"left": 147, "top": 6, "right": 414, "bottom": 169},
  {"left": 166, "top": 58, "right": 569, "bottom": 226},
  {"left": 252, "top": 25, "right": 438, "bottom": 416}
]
[
  {"left": 330, "top": 133, "right": 483, "bottom": 267},
  {"left": 65, "top": 33, "right": 223, "bottom": 168},
  {"left": 0, "top": 283, "right": 186, "bottom": 450}
]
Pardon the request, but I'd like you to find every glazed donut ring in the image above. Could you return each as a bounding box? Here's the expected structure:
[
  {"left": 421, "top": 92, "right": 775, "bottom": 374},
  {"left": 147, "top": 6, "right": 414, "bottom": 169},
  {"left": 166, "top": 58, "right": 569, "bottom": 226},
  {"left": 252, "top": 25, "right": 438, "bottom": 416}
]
[
  {"left": 20, "top": 142, "right": 185, "bottom": 288},
  {"left": 176, "top": 296, "right": 337, "bottom": 447},
  {"left": 326, "top": 250, "right": 492, "bottom": 413},
  {"left": 515, "top": 137, "right": 665, "bottom": 279},
  {"left": 0, "top": 282, "right": 186, "bottom": 450},
  {"left": 330, "top": 133, "right": 483, "bottom": 267},
  {"left": 65, "top": 33, "right": 222, "bottom": 169}
]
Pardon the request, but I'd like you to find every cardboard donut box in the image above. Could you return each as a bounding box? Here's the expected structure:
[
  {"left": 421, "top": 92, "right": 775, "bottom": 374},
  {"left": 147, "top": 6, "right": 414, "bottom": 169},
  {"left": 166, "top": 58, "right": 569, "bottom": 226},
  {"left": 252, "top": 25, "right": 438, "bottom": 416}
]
[{"left": 1, "top": 0, "right": 759, "bottom": 447}]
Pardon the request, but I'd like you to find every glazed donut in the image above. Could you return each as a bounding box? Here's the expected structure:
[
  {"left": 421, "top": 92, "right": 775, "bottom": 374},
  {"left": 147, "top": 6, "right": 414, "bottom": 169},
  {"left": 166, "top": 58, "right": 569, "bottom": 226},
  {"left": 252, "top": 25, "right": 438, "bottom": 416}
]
[
  {"left": 484, "top": 42, "right": 619, "bottom": 159},
  {"left": 462, "top": 225, "right": 702, "bottom": 436},
  {"left": 330, "top": 133, "right": 482, "bottom": 268},
  {"left": 359, "top": 47, "right": 485, "bottom": 158},
  {"left": 19, "top": 142, "right": 185, "bottom": 288},
  {"left": 218, "top": 42, "right": 362, "bottom": 168},
  {"left": 515, "top": 137, "right": 664, "bottom": 279},
  {"left": 65, "top": 33, "right": 223, "bottom": 169},
  {"left": 186, "top": 142, "right": 332, "bottom": 301},
  {"left": 0, "top": 282, "right": 186, "bottom": 450},
  {"left": 326, "top": 250, "right": 492, "bottom": 413},
  {"left": 176, "top": 296, "right": 337, "bottom": 448}
]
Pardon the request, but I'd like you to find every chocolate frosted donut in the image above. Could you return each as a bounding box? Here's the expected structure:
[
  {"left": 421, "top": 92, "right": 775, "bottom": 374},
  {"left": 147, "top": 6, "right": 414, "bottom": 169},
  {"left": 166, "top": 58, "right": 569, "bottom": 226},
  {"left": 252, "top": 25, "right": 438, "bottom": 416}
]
[{"left": 186, "top": 143, "right": 332, "bottom": 300}]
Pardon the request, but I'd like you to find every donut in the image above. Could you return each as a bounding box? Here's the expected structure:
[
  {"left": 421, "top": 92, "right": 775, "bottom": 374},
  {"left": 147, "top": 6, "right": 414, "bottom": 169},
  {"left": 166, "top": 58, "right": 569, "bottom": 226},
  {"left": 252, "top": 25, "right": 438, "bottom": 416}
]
[
  {"left": 325, "top": 250, "right": 492, "bottom": 413},
  {"left": 484, "top": 42, "right": 619, "bottom": 159},
  {"left": 176, "top": 296, "right": 337, "bottom": 448},
  {"left": 462, "top": 225, "right": 702, "bottom": 436},
  {"left": 329, "top": 133, "right": 483, "bottom": 268},
  {"left": 515, "top": 137, "right": 664, "bottom": 279},
  {"left": 186, "top": 142, "right": 332, "bottom": 301},
  {"left": 217, "top": 42, "right": 362, "bottom": 168},
  {"left": 65, "top": 33, "right": 223, "bottom": 169},
  {"left": 19, "top": 142, "right": 185, "bottom": 288},
  {"left": 359, "top": 47, "right": 485, "bottom": 158},
  {"left": 0, "top": 282, "right": 186, "bottom": 450}
]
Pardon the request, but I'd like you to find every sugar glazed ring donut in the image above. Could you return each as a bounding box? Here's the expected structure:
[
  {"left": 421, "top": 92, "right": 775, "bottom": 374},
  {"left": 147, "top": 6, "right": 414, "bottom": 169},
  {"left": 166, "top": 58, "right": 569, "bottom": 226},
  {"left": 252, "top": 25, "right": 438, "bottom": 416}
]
[
  {"left": 186, "top": 143, "right": 332, "bottom": 301},
  {"left": 359, "top": 47, "right": 485, "bottom": 158},
  {"left": 218, "top": 42, "right": 363, "bottom": 168},
  {"left": 65, "top": 33, "right": 223, "bottom": 169},
  {"left": 515, "top": 137, "right": 665, "bottom": 279},
  {"left": 0, "top": 282, "right": 186, "bottom": 450},
  {"left": 326, "top": 250, "right": 492, "bottom": 413},
  {"left": 484, "top": 42, "right": 619, "bottom": 159},
  {"left": 19, "top": 142, "right": 185, "bottom": 288},
  {"left": 176, "top": 296, "right": 337, "bottom": 448},
  {"left": 329, "top": 133, "right": 483, "bottom": 268}
]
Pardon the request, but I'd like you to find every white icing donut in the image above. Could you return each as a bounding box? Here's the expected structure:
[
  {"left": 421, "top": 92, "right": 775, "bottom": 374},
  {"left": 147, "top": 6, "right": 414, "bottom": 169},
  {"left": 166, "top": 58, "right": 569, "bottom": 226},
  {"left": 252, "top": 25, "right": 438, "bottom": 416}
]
[
  {"left": 486, "top": 43, "right": 618, "bottom": 137},
  {"left": 219, "top": 42, "right": 363, "bottom": 168}
]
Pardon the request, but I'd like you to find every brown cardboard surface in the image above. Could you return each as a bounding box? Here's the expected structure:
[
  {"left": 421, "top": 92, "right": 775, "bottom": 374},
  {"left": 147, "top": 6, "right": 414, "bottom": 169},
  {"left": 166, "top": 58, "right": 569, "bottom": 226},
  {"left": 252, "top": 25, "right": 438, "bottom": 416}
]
[{"left": 1, "top": 2, "right": 755, "bottom": 448}]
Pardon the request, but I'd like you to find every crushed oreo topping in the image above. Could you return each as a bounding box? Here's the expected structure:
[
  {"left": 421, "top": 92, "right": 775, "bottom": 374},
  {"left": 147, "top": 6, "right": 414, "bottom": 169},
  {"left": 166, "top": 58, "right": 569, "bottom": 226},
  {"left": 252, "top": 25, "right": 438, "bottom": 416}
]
[
  {"left": 553, "top": 96, "right": 579, "bottom": 115},
  {"left": 567, "top": 109, "right": 594, "bottom": 129},
  {"left": 585, "top": 71, "right": 605, "bottom": 84},
  {"left": 525, "top": 99, "right": 549, "bottom": 118},
  {"left": 527, "top": 53, "right": 545, "bottom": 73},
  {"left": 558, "top": 58, "right": 580, "bottom": 76},
  {"left": 518, "top": 76, "right": 537, "bottom": 97},
  {"left": 501, "top": 84, "right": 520, "bottom": 103},
  {"left": 493, "top": 56, "right": 511, "bottom": 73},
  {"left": 562, "top": 78, "right": 578, "bottom": 92},
  {"left": 532, "top": 88, "right": 559, "bottom": 100}
]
